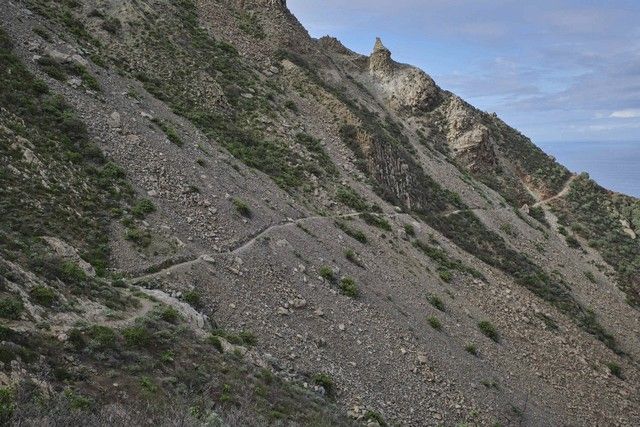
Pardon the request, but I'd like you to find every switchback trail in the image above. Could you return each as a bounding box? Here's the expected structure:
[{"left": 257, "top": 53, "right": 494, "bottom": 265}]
[
  {"left": 128, "top": 211, "right": 402, "bottom": 284},
  {"left": 532, "top": 174, "right": 577, "bottom": 208}
]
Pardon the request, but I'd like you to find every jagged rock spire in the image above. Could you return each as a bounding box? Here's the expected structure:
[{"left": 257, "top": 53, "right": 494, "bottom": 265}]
[
  {"left": 369, "top": 37, "right": 394, "bottom": 77},
  {"left": 373, "top": 37, "right": 390, "bottom": 54},
  {"left": 238, "top": 0, "right": 286, "bottom": 9}
]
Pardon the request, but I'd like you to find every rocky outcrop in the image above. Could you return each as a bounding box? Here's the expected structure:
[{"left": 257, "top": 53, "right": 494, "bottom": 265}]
[
  {"left": 444, "top": 96, "right": 498, "bottom": 171},
  {"left": 369, "top": 37, "right": 394, "bottom": 77},
  {"left": 238, "top": 0, "right": 287, "bottom": 9},
  {"left": 368, "top": 38, "right": 442, "bottom": 113}
]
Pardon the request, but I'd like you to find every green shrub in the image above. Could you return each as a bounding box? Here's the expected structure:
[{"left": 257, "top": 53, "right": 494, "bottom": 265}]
[
  {"left": 465, "top": 344, "right": 478, "bottom": 356},
  {"left": 30, "top": 286, "right": 57, "bottom": 307},
  {"left": 209, "top": 335, "right": 223, "bottom": 352},
  {"left": 499, "top": 223, "right": 518, "bottom": 237},
  {"left": 427, "top": 316, "right": 442, "bottom": 330},
  {"left": 182, "top": 290, "right": 202, "bottom": 309},
  {"left": 336, "top": 221, "right": 368, "bottom": 244},
  {"left": 336, "top": 186, "right": 369, "bottom": 211},
  {"left": 313, "top": 373, "right": 334, "bottom": 397},
  {"left": 87, "top": 325, "right": 116, "bottom": 350},
  {"left": 344, "top": 249, "right": 363, "bottom": 267},
  {"left": 565, "top": 235, "right": 581, "bottom": 249},
  {"left": 404, "top": 224, "right": 416, "bottom": 237},
  {"left": 438, "top": 269, "right": 453, "bottom": 283},
  {"left": 0, "top": 297, "right": 23, "bottom": 320},
  {"left": 59, "top": 261, "right": 87, "bottom": 284},
  {"left": 123, "top": 325, "right": 152, "bottom": 348},
  {"left": 360, "top": 212, "right": 392, "bottom": 231},
  {"left": 158, "top": 306, "right": 180, "bottom": 323},
  {"left": 125, "top": 228, "right": 152, "bottom": 248},
  {"left": 152, "top": 118, "right": 184, "bottom": 146},
  {"left": 339, "top": 277, "right": 359, "bottom": 298},
  {"left": 364, "top": 411, "right": 387, "bottom": 426},
  {"left": 528, "top": 206, "right": 548, "bottom": 226},
  {"left": 209, "top": 328, "right": 256, "bottom": 348},
  {"left": 0, "top": 387, "right": 15, "bottom": 424},
  {"left": 607, "top": 362, "right": 622, "bottom": 379},
  {"left": 233, "top": 198, "right": 251, "bottom": 217},
  {"left": 139, "top": 376, "right": 158, "bottom": 394},
  {"left": 132, "top": 199, "right": 156, "bottom": 218},
  {"left": 239, "top": 330, "right": 257, "bottom": 346},
  {"left": 284, "top": 100, "right": 298, "bottom": 112},
  {"left": 428, "top": 295, "right": 445, "bottom": 311},
  {"left": 319, "top": 266, "right": 335, "bottom": 282},
  {"left": 478, "top": 320, "right": 500, "bottom": 342}
]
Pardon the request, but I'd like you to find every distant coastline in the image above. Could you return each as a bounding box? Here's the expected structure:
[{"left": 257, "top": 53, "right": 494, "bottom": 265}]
[{"left": 536, "top": 141, "right": 640, "bottom": 198}]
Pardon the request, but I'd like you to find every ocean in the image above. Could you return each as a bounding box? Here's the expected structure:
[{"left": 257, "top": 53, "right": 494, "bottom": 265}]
[{"left": 535, "top": 141, "right": 640, "bottom": 198}]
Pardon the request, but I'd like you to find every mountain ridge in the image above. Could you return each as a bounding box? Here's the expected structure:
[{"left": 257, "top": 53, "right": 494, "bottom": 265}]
[{"left": 0, "top": 0, "right": 639, "bottom": 425}]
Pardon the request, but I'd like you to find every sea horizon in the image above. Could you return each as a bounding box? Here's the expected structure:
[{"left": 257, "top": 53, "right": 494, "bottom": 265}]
[{"left": 535, "top": 140, "right": 640, "bottom": 198}]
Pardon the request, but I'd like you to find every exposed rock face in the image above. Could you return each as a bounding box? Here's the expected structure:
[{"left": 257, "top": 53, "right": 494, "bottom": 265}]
[
  {"left": 369, "top": 37, "right": 394, "bottom": 77},
  {"left": 368, "top": 38, "right": 442, "bottom": 113},
  {"left": 238, "top": 0, "right": 287, "bottom": 10},
  {"left": 318, "top": 36, "right": 354, "bottom": 55},
  {"left": 444, "top": 96, "right": 498, "bottom": 171}
]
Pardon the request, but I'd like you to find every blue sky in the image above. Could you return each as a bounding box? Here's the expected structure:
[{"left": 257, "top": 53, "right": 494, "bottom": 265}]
[{"left": 287, "top": 0, "right": 640, "bottom": 144}]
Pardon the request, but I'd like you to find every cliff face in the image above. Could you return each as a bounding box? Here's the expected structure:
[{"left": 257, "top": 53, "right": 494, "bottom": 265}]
[{"left": 0, "top": 0, "right": 639, "bottom": 425}]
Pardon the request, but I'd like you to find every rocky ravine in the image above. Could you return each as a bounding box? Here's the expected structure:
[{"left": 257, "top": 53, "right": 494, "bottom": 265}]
[{"left": 0, "top": 0, "right": 639, "bottom": 426}]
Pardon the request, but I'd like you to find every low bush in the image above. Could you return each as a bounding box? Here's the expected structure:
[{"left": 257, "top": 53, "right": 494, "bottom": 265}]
[
  {"left": 182, "top": 290, "right": 202, "bottom": 309},
  {"left": 336, "top": 221, "right": 368, "bottom": 244},
  {"left": 122, "top": 325, "right": 152, "bottom": 348},
  {"left": 478, "top": 320, "right": 499, "bottom": 342},
  {"left": 29, "top": 286, "right": 57, "bottom": 307},
  {"left": 438, "top": 269, "right": 453, "bottom": 283},
  {"left": 158, "top": 306, "right": 180, "bottom": 324},
  {"left": 428, "top": 295, "right": 445, "bottom": 311},
  {"left": 0, "top": 297, "right": 23, "bottom": 320},
  {"left": 607, "top": 362, "right": 622, "bottom": 379},
  {"left": 319, "top": 266, "right": 335, "bottom": 282},
  {"left": 87, "top": 325, "right": 116, "bottom": 350},
  {"left": 132, "top": 199, "right": 156, "bottom": 218},
  {"left": 339, "top": 277, "right": 359, "bottom": 298},
  {"left": 404, "top": 224, "right": 415, "bottom": 237},
  {"left": 233, "top": 199, "right": 251, "bottom": 218},
  {"left": 312, "top": 373, "right": 334, "bottom": 398},
  {"left": 465, "top": 344, "right": 478, "bottom": 356},
  {"left": 427, "top": 316, "right": 442, "bottom": 331}
]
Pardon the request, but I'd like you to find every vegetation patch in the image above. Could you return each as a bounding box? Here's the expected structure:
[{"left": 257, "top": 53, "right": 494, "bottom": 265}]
[
  {"left": 478, "top": 320, "right": 499, "bottom": 343},
  {"left": 339, "top": 277, "right": 359, "bottom": 298},
  {"left": 551, "top": 174, "right": 640, "bottom": 306},
  {"left": 427, "top": 316, "right": 442, "bottom": 331},
  {"left": 0, "top": 297, "right": 24, "bottom": 320},
  {"left": 151, "top": 118, "right": 184, "bottom": 147},
  {"left": 335, "top": 221, "right": 368, "bottom": 244},
  {"left": 232, "top": 198, "right": 251, "bottom": 218}
]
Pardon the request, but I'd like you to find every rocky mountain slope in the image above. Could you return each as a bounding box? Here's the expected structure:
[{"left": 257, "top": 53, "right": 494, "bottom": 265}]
[{"left": 0, "top": 0, "right": 639, "bottom": 425}]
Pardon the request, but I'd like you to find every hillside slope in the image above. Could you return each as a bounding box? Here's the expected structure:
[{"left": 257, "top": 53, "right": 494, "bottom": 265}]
[{"left": 0, "top": 0, "right": 639, "bottom": 425}]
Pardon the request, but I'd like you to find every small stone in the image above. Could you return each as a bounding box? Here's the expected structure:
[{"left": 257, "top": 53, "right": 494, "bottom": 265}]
[
  {"left": 108, "top": 111, "right": 121, "bottom": 128},
  {"left": 292, "top": 298, "right": 307, "bottom": 309},
  {"left": 338, "top": 323, "right": 346, "bottom": 331}
]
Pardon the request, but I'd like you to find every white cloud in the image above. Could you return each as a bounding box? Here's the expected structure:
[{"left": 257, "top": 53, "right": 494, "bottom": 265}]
[{"left": 610, "top": 109, "right": 640, "bottom": 118}]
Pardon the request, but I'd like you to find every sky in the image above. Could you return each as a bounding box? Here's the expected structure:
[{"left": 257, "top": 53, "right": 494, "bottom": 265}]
[{"left": 287, "top": 0, "right": 640, "bottom": 144}]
